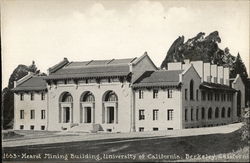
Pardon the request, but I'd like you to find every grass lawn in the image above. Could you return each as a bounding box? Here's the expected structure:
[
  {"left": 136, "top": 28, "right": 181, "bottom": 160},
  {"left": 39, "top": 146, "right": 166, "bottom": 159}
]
[{"left": 3, "top": 129, "right": 249, "bottom": 162}]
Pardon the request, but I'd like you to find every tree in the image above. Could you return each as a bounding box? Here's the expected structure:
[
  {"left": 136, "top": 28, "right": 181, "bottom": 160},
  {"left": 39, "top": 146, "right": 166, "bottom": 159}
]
[{"left": 230, "top": 53, "right": 248, "bottom": 82}]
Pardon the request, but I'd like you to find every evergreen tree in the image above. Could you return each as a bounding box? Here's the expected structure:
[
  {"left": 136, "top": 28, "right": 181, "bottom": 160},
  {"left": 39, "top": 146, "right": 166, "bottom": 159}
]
[{"left": 230, "top": 53, "right": 248, "bottom": 82}]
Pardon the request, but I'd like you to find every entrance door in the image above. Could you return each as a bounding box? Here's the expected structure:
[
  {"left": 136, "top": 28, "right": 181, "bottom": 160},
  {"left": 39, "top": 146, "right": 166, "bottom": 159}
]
[
  {"left": 64, "top": 107, "right": 70, "bottom": 123},
  {"left": 85, "top": 107, "right": 92, "bottom": 123},
  {"left": 107, "top": 107, "right": 114, "bottom": 123}
]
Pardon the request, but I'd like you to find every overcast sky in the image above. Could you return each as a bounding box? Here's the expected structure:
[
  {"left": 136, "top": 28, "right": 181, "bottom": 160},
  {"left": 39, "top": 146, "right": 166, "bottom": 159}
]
[{"left": 2, "top": 0, "right": 249, "bottom": 88}]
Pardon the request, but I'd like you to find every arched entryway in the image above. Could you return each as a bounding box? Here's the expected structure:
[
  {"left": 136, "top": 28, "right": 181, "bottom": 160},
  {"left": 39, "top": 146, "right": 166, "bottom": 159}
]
[
  {"left": 102, "top": 91, "right": 118, "bottom": 124},
  {"left": 208, "top": 107, "right": 212, "bottom": 119},
  {"left": 80, "top": 91, "right": 95, "bottom": 123},
  {"left": 59, "top": 92, "right": 73, "bottom": 123}
]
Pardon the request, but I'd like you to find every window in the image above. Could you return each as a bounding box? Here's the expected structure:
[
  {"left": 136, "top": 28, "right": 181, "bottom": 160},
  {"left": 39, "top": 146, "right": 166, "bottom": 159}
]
[
  {"left": 41, "top": 92, "right": 45, "bottom": 100},
  {"left": 139, "top": 110, "right": 145, "bottom": 120},
  {"left": 167, "top": 128, "right": 173, "bottom": 130},
  {"left": 185, "top": 109, "right": 188, "bottom": 121},
  {"left": 196, "top": 108, "right": 199, "bottom": 120},
  {"left": 41, "top": 110, "right": 46, "bottom": 119},
  {"left": 30, "top": 125, "right": 34, "bottom": 130},
  {"left": 41, "top": 126, "right": 45, "bottom": 130},
  {"left": 202, "top": 107, "right": 205, "bottom": 119},
  {"left": 30, "top": 110, "right": 35, "bottom": 119},
  {"left": 190, "top": 80, "right": 194, "bottom": 100},
  {"left": 215, "top": 93, "right": 219, "bottom": 101},
  {"left": 153, "top": 90, "right": 158, "bottom": 99},
  {"left": 30, "top": 93, "right": 34, "bottom": 100},
  {"left": 153, "top": 127, "right": 158, "bottom": 131},
  {"left": 167, "top": 109, "right": 173, "bottom": 120},
  {"left": 139, "top": 90, "right": 144, "bottom": 99},
  {"left": 185, "top": 89, "right": 188, "bottom": 100},
  {"left": 20, "top": 110, "right": 24, "bottom": 119},
  {"left": 221, "top": 107, "right": 225, "bottom": 118},
  {"left": 20, "top": 125, "right": 24, "bottom": 130},
  {"left": 167, "top": 89, "right": 173, "bottom": 98},
  {"left": 153, "top": 109, "right": 159, "bottom": 120},
  {"left": 191, "top": 108, "right": 193, "bottom": 121},
  {"left": 85, "top": 79, "right": 89, "bottom": 84},
  {"left": 215, "top": 107, "right": 219, "bottom": 118},
  {"left": 227, "top": 107, "right": 231, "bottom": 117},
  {"left": 208, "top": 107, "right": 212, "bottom": 119},
  {"left": 139, "top": 127, "right": 144, "bottom": 132},
  {"left": 202, "top": 91, "right": 206, "bottom": 101},
  {"left": 20, "top": 93, "right": 24, "bottom": 101},
  {"left": 196, "top": 90, "right": 199, "bottom": 101}
]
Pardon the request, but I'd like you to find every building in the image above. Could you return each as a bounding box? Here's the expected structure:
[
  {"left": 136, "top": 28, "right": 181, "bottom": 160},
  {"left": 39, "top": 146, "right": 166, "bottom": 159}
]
[{"left": 12, "top": 53, "right": 245, "bottom": 132}]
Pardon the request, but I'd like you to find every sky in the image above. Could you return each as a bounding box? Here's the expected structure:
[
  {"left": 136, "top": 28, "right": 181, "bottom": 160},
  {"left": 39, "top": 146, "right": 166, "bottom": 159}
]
[{"left": 2, "top": 0, "right": 250, "bottom": 88}]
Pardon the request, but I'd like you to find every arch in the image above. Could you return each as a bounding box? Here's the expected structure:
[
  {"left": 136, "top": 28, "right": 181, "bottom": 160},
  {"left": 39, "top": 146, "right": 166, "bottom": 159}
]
[
  {"left": 59, "top": 92, "right": 73, "bottom": 124},
  {"left": 202, "top": 107, "right": 205, "bottom": 119},
  {"left": 80, "top": 91, "right": 95, "bottom": 102},
  {"left": 215, "top": 107, "right": 219, "bottom": 118},
  {"left": 190, "top": 80, "right": 194, "bottom": 100},
  {"left": 227, "top": 107, "right": 231, "bottom": 117},
  {"left": 59, "top": 92, "right": 73, "bottom": 102},
  {"left": 103, "top": 91, "right": 118, "bottom": 102},
  {"left": 221, "top": 107, "right": 225, "bottom": 118},
  {"left": 208, "top": 107, "right": 212, "bottom": 119},
  {"left": 102, "top": 90, "right": 118, "bottom": 125}
]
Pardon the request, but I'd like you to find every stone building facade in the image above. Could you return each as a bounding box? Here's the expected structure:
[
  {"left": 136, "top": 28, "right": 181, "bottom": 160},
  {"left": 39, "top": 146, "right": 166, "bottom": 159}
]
[{"left": 13, "top": 53, "right": 245, "bottom": 132}]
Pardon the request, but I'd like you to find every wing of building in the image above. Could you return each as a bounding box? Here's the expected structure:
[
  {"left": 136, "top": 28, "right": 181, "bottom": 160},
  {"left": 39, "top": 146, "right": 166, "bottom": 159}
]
[{"left": 12, "top": 53, "right": 245, "bottom": 132}]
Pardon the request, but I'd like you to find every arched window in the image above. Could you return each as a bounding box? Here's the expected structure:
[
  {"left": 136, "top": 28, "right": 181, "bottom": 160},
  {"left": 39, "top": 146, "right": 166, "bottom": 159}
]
[
  {"left": 81, "top": 91, "right": 95, "bottom": 102},
  {"left": 104, "top": 91, "right": 118, "bottom": 102},
  {"left": 60, "top": 92, "right": 73, "bottom": 102},
  {"left": 190, "top": 80, "right": 194, "bottom": 100},
  {"left": 202, "top": 107, "right": 205, "bottom": 119},
  {"left": 215, "top": 107, "right": 219, "bottom": 118},
  {"left": 227, "top": 107, "right": 231, "bottom": 117},
  {"left": 221, "top": 107, "right": 225, "bottom": 118},
  {"left": 208, "top": 107, "right": 212, "bottom": 119}
]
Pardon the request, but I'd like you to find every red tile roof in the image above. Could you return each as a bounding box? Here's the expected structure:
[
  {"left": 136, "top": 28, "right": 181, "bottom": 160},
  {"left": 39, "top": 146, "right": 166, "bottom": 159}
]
[
  {"left": 133, "top": 70, "right": 183, "bottom": 88},
  {"left": 12, "top": 76, "right": 47, "bottom": 92},
  {"left": 199, "top": 82, "right": 236, "bottom": 92},
  {"left": 46, "top": 58, "right": 136, "bottom": 80}
]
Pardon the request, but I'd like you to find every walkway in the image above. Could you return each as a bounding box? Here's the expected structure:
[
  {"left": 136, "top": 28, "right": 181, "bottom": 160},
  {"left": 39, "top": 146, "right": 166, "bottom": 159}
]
[{"left": 2, "top": 122, "right": 243, "bottom": 148}]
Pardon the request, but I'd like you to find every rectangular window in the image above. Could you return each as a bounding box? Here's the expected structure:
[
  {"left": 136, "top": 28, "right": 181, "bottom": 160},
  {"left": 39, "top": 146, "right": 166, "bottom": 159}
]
[
  {"left": 153, "top": 109, "right": 159, "bottom": 120},
  {"left": 41, "top": 110, "right": 46, "bottom": 119},
  {"left": 139, "top": 109, "right": 145, "bottom": 120},
  {"left": 30, "top": 110, "right": 35, "bottom": 119},
  {"left": 202, "top": 91, "right": 206, "bottom": 101},
  {"left": 196, "top": 90, "right": 199, "bottom": 101},
  {"left": 196, "top": 108, "right": 199, "bottom": 121},
  {"left": 191, "top": 108, "right": 193, "bottom": 121},
  {"left": 153, "top": 90, "right": 158, "bottom": 99},
  {"left": 30, "top": 125, "right": 34, "bottom": 130},
  {"left": 20, "top": 110, "right": 24, "bottom": 119},
  {"left": 167, "top": 109, "right": 173, "bottom": 120},
  {"left": 41, "top": 92, "right": 45, "bottom": 100},
  {"left": 185, "top": 89, "right": 188, "bottom": 100},
  {"left": 139, "top": 90, "right": 144, "bottom": 99},
  {"left": 30, "top": 93, "right": 34, "bottom": 101},
  {"left": 167, "top": 89, "right": 173, "bottom": 98},
  {"left": 20, "top": 93, "right": 24, "bottom": 101},
  {"left": 167, "top": 128, "right": 173, "bottom": 130},
  {"left": 20, "top": 125, "right": 24, "bottom": 130},
  {"left": 153, "top": 127, "right": 158, "bottom": 131},
  {"left": 185, "top": 109, "right": 188, "bottom": 121},
  {"left": 139, "top": 127, "right": 144, "bottom": 132},
  {"left": 41, "top": 126, "right": 45, "bottom": 130}
]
